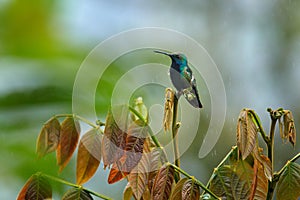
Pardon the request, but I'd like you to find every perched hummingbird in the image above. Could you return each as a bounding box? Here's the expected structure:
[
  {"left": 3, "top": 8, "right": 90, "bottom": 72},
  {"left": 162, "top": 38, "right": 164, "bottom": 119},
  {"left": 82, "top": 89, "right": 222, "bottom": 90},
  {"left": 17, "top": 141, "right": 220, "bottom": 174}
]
[{"left": 154, "top": 50, "right": 203, "bottom": 108}]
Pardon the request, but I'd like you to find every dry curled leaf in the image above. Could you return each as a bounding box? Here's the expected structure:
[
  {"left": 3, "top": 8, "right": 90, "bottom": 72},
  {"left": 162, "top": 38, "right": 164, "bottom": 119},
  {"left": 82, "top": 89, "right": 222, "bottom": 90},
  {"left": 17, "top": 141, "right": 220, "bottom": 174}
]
[
  {"left": 76, "top": 128, "right": 102, "bottom": 185},
  {"left": 237, "top": 109, "right": 258, "bottom": 160},
  {"left": 36, "top": 117, "right": 60, "bottom": 158},
  {"left": 57, "top": 117, "right": 80, "bottom": 172},
  {"left": 282, "top": 110, "right": 296, "bottom": 147},
  {"left": 163, "top": 88, "right": 174, "bottom": 132}
]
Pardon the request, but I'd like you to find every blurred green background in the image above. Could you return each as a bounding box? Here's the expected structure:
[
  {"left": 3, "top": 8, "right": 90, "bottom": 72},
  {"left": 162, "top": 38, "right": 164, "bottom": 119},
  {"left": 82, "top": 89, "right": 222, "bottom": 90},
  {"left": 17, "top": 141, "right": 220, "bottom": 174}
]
[{"left": 0, "top": 0, "right": 299, "bottom": 199}]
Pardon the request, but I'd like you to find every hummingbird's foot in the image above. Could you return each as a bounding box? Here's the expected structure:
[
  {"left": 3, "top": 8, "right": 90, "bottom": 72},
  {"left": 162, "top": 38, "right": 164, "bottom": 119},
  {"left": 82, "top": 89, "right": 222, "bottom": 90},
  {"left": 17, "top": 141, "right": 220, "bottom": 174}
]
[{"left": 175, "top": 90, "right": 183, "bottom": 99}]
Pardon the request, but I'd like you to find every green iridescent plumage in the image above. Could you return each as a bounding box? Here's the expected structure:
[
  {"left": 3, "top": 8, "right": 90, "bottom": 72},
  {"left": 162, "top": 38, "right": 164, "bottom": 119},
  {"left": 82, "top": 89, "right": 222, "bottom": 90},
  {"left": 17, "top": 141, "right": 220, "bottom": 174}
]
[{"left": 154, "top": 50, "right": 203, "bottom": 108}]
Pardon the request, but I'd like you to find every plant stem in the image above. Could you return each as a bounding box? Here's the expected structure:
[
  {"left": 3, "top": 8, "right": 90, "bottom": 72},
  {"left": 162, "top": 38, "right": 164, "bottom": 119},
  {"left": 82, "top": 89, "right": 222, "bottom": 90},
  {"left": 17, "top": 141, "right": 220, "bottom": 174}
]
[
  {"left": 266, "top": 111, "right": 278, "bottom": 200},
  {"left": 54, "top": 114, "right": 99, "bottom": 129},
  {"left": 41, "top": 173, "right": 112, "bottom": 200},
  {"left": 275, "top": 152, "right": 300, "bottom": 178},
  {"left": 249, "top": 110, "right": 269, "bottom": 144},
  {"left": 169, "top": 163, "right": 220, "bottom": 200},
  {"left": 172, "top": 95, "right": 181, "bottom": 175},
  {"left": 268, "top": 118, "right": 277, "bottom": 170}
]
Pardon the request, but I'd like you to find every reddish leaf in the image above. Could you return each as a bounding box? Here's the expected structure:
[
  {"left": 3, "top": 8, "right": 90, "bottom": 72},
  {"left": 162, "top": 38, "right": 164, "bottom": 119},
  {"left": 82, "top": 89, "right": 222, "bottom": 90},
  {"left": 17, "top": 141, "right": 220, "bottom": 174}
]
[
  {"left": 253, "top": 147, "right": 272, "bottom": 181},
  {"left": 181, "top": 179, "right": 200, "bottom": 200},
  {"left": 76, "top": 128, "right": 102, "bottom": 185},
  {"left": 17, "top": 174, "right": 52, "bottom": 200},
  {"left": 102, "top": 106, "right": 128, "bottom": 169},
  {"left": 148, "top": 147, "right": 167, "bottom": 191},
  {"left": 237, "top": 109, "right": 258, "bottom": 160},
  {"left": 36, "top": 117, "right": 60, "bottom": 158},
  {"left": 62, "top": 188, "right": 93, "bottom": 200},
  {"left": 128, "top": 149, "right": 151, "bottom": 200},
  {"left": 249, "top": 159, "right": 268, "bottom": 200},
  {"left": 170, "top": 178, "right": 189, "bottom": 200},
  {"left": 57, "top": 117, "right": 80, "bottom": 172},
  {"left": 108, "top": 162, "right": 129, "bottom": 184},
  {"left": 151, "top": 164, "right": 175, "bottom": 200}
]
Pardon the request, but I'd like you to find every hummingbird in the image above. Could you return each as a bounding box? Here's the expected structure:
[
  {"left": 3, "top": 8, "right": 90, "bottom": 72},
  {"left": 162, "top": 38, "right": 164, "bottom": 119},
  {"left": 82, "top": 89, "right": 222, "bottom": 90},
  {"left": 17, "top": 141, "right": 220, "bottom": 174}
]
[{"left": 154, "top": 50, "right": 203, "bottom": 108}]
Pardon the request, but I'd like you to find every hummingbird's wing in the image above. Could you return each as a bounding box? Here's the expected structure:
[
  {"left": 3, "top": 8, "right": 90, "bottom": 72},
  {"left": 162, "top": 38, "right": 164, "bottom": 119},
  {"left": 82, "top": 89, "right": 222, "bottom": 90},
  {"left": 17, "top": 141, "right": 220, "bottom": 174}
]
[
  {"left": 182, "top": 78, "right": 203, "bottom": 108},
  {"left": 182, "top": 67, "right": 203, "bottom": 108}
]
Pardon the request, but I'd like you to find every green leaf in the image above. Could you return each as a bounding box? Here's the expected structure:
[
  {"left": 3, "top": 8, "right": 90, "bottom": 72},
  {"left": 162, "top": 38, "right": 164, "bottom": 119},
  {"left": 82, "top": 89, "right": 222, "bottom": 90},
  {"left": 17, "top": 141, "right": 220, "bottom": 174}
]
[
  {"left": 76, "top": 128, "right": 102, "bottom": 185},
  {"left": 17, "top": 174, "right": 52, "bottom": 200},
  {"left": 123, "top": 183, "right": 133, "bottom": 200},
  {"left": 276, "top": 162, "right": 300, "bottom": 200},
  {"left": 208, "top": 160, "right": 253, "bottom": 199},
  {"left": 62, "top": 188, "right": 93, "bottom": 200}
]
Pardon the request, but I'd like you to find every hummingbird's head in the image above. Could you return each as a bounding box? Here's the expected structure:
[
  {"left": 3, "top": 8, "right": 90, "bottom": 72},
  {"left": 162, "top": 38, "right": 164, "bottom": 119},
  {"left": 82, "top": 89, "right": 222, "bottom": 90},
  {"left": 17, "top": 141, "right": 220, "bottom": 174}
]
[{"left": 154, "top": 50, "right": 188, "bottom": 65}]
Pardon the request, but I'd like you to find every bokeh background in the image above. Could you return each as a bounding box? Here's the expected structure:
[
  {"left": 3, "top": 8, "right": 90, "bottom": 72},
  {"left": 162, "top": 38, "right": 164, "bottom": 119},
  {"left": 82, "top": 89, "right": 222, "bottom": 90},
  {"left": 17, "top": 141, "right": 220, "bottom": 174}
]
[{"left": 1, "top": 0, "right": 299, "bottom": 199}]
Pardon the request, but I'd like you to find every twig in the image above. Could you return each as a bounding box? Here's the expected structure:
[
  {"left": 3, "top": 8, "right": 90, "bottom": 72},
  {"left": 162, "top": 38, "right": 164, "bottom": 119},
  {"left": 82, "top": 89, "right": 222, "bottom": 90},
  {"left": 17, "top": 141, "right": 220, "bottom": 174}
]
[
  {"left": 169, "top": 163, "right": 220, "bottom": 200},
  {"left": 41, "top": 173, "right": 112, "bottom": 200}
]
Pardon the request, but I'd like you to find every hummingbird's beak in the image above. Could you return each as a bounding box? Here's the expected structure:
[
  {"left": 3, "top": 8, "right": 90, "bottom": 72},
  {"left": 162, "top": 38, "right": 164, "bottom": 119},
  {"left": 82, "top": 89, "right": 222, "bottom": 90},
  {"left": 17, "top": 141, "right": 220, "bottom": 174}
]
[{"left": 154, "top": 50, "right": 171, "bottom": 56}]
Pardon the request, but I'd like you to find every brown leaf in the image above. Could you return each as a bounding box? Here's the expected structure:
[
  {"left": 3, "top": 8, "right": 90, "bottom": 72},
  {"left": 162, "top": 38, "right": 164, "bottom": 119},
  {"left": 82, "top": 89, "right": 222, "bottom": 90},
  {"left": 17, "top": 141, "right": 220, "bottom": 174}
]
[
  {"left": 117, "top": 122, "right": 147, "bottom": 174},
  {"left": 237, "top": 109, "right": 258, "bottom": 160},
  {"left": 163, "top": 88, "right": 174, "bottom": 132},
  {"left": 283, "top": 110, "right": 296, "bottom": 147},
  {"left": 17, "top": 174, "right": 52, "bottom": 200},
  {"left": 249, "top": 159, "right": 268, "bottom": 200},
  {"left": 57, "top": 117, "right": 80, "bottom": 172},
  {"left": 76, "top": 128, "right": 102, "bottom": 185},
  {"left": 128, "top": 148, "right": 151, "bottom": 200},
  {"left": 36, "top": 117, "right": 60, "bottom": 158},
  {"left": 108, "top": 162, "right": 129, "bottom": 184},
  {"left": 170, "top": 178, "right": 189, "bottom": 200},
  {"left": 181, "top": 179, "right": 200, "bottom": 200},
  {"left": 148, "top": 147, "right": 167, "bottom": 191},
  {"left": 253, "top": 147, "right": 272, "bottom": 181},
  {"left": 151, "top": 164, "right": 175, "bottom": 200},
  {"left": 102, "top": 106, "right": 128, "bottom": 169},
  {"left": 62, "top": 188, "right": 93, "bottom": 200}
]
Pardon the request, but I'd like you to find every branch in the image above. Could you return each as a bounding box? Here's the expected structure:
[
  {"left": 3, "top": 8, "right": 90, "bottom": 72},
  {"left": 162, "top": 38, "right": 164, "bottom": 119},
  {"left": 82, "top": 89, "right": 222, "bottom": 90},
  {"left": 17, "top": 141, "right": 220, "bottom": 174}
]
[
  {"left": 248, "top": 110, "right": 269, "bottom": 144},
  {"left": 54, "top": 114, "right": 99, "bottom": 129},
  {"left": 171, "top": 95, "right": 181, "bottom": 180},
  {"left": 42, "top": 173, "right": 112, "bottom": 200},
  {"left": 169, "top": 163, "right": 220, "bottom": 200}
]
